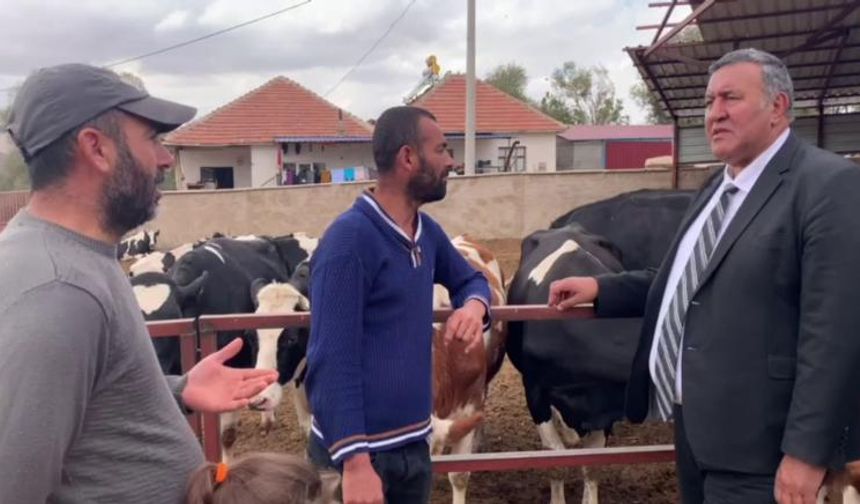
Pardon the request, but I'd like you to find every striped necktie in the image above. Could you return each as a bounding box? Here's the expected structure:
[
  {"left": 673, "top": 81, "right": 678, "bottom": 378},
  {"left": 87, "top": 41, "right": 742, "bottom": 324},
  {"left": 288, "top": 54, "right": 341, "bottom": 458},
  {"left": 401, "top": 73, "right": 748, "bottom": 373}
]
[{"left": 654, "top": 184, "right": 739, "bottom": 421}]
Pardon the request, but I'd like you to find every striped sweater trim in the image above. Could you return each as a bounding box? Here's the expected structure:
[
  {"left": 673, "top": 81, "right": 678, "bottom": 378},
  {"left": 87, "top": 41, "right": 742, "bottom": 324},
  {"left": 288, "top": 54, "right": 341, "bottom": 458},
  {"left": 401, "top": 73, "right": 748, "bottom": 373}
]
[
  {"left": 465, "top": 294, "right": 492, "bottom": 331},
  {"left": 313, "top": 417, "right": 432, "bottom": 462}
]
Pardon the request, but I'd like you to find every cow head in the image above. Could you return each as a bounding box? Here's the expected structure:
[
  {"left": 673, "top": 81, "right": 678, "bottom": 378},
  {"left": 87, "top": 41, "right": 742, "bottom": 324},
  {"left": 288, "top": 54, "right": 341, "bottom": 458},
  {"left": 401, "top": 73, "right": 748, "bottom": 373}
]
[{"left": 248, "top": 278, "right": 310, "bottom": 412}]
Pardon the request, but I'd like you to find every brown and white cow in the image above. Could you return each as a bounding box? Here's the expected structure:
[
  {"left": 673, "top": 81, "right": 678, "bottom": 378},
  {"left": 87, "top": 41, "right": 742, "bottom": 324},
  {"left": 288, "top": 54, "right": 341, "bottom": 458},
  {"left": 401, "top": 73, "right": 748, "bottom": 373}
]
[
  {"left": 431, "top": 235, "right": 507, "bottom": 504},
  {"left": 820, "top": 460, "right": 860, "bottom": 503}
]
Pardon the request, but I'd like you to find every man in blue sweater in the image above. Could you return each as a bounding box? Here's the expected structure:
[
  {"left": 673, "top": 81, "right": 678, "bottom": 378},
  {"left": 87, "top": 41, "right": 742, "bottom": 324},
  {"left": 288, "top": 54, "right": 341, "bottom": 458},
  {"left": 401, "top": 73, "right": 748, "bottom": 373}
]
[{"left": 306, "top": 106, "right": 491, "bottom": 504}]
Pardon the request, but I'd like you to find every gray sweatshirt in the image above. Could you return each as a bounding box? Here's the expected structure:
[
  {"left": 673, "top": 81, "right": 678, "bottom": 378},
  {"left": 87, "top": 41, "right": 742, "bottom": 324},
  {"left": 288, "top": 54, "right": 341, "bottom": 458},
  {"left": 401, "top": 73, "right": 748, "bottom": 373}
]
[{"left": 0, "top": 211, "right": 204, "bottom": 503}]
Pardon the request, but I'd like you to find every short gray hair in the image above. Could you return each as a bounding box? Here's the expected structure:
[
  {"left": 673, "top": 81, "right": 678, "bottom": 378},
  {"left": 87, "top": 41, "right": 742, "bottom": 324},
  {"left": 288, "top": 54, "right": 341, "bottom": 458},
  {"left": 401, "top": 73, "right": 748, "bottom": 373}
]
[
  {"left": 709, "top": 48, "right": 794, "bottom": 117},
  {"left": 26, "top": 109, "right": 123, "bottom": 191}
]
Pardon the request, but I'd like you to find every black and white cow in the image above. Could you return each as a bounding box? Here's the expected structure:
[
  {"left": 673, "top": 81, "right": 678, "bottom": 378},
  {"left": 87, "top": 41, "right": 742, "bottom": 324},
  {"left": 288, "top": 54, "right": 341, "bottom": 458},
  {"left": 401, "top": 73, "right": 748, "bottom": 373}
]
[
  {"left": 550, "top": 189, "right": 695, "bottom": 270},
  {"left": 128, "top": 243, "right": 195, "bottom": 277},
  {"left": 508, "top": 224, "right": 638, "bottom": 504},
  {"left": 508, "top": 190, "right": 695, "bottom": 504},
  {"left": 117, "top": 229, "right": 159, "bottom": 260},
  {"left": 168, "top": 234, "right": 316, "bottom": 460},
  {"left": 246, "top": 260, "right": 312, "bottom": 436},
  {"left": 131, "top": 271, "right": 208, "bottom": 374}
]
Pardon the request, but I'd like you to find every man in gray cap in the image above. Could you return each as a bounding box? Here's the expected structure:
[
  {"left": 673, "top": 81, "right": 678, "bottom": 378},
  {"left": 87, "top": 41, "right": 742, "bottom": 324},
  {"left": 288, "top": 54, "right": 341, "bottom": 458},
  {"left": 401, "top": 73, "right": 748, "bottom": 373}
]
[{"left": 0, "top": 63, "right": 278, "bottom": 503}]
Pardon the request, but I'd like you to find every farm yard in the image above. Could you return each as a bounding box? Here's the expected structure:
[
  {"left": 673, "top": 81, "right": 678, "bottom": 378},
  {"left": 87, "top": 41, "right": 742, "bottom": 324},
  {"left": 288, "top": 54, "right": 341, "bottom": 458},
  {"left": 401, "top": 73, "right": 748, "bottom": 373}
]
[{"left": 227, "top": 238, "right": 678, "bottom": 504}]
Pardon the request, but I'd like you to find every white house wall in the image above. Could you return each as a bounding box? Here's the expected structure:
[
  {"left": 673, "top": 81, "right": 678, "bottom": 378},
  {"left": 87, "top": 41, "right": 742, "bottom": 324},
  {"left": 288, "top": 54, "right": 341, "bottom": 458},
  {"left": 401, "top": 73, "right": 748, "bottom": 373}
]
[
  {"left": 177, "top": 147, "right": 252, "bottom": 188},
  {"left": 446, "top": 133, "right": 558, "bottom": 173},
  {"left": 520, "top": 133, "right": 557, "bottom": 172},
  {"left": 251, "top": 145, "right": 279, "bottom": 187},
  {"left": 281, "top": 142, "right": 374, "bottom": 171}
]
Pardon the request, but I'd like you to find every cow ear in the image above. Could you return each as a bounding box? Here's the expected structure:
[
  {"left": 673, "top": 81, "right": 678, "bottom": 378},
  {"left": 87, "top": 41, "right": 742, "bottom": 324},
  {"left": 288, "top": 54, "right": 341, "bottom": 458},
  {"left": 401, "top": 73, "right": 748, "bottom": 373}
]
[
  {"left": 163, "top": 252, "right": 176, "bottom": 271},
  {"left": 249, "top": 278, "right": 270, "bottom": 310}
]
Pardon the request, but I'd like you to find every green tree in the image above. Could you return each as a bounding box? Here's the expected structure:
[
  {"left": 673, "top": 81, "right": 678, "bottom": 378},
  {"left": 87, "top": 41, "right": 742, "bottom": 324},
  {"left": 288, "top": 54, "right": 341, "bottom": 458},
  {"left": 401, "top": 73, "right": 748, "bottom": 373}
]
[
  {"left": 630, "top": 79, "right": 671, "bottom": 124},
  {"left": 0, "top": 105, "right": 30, "bottom": 192},
  {"left": 541, "top": 62, "right": 628, "bottom": 125},
  {"left": 485, "top": 63, "right": 529, "bottom": 102},
  {"left": 539, "top": 92, "right": 574, "bottom": 124}
]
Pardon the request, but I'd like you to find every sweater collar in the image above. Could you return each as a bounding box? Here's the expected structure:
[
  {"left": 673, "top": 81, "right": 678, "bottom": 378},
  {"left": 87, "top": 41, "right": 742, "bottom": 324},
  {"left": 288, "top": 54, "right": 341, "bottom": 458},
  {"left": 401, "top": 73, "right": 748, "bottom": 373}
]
[{"left": 356, "top": 190, "right": 423, "bottom": 248}]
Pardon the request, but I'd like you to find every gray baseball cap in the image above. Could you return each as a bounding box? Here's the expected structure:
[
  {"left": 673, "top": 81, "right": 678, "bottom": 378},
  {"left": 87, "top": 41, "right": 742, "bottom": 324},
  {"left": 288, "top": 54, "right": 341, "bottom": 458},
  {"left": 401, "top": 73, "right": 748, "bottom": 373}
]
[{"left": 5, "top": 63, "right": 196, "bottom": 159}]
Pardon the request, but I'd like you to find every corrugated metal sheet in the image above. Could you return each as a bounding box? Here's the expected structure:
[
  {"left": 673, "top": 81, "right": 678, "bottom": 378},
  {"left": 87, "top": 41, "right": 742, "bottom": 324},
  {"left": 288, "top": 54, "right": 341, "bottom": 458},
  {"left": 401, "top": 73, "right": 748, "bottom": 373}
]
[
  {"left": 559, "top": 124, "right": 673, "bottom": 141},
  {"left": 556, "top": 141, "right": 604, "bottom": 171},
  {"left": 679, "top": 113, "right": 860, "bottom": 163},
  {"left": 606, "top": 141, "right": 673, "bottom": 169},
  {"left": 627, "top": 0, "right": 860, "bottom": 118}
]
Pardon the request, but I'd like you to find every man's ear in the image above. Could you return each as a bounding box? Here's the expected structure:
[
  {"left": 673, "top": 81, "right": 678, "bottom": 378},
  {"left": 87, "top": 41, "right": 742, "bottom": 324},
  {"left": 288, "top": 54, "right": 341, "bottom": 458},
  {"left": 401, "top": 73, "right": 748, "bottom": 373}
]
[
  {"left": 771, "top": 92, "right": 791, "bottom": 125},
  {"left": 397, "top": 143, "right": 419, "bottom": 174},
  {"left": 75, "top": 127, "right": 116, "bottom": 176}
]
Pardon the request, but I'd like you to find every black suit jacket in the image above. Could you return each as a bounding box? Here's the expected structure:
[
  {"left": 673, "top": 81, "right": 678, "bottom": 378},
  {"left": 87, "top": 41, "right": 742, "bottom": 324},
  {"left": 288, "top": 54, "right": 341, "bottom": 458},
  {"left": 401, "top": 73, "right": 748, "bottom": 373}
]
[{"left": 597, "top": 132, "right": 860, "bottom": 474}]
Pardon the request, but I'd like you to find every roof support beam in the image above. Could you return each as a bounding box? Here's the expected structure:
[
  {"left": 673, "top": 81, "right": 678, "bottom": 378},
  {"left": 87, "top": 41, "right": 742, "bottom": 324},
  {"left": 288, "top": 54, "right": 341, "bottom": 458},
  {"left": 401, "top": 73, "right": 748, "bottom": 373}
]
[
  {"left": 639, "top": 41, "right": 860, "bottom": 67},
  {"left": 649, "top": 1, "right": 693, "bottom": 6},
  {"left": 645, "top": 0, "right": 719, "bottom": 59},
  {"left": 651, "top": 0, "right": 678, "bottom": 44},
  {"left": 670, "top": 94, "right": 860, "bottom": 112},
  {"left": 818, "top": 30, "right": 852, "bottom": 107},
  {"left": 658, "top": 71, "right": 860, "bottom": 92},
  {"left": 642, "top": 27, "right": 853, "bottom": 51},
  {"left": 639, "top": 3, "right": 860, "bottom": 29},
  {"left": 639, "top": 57, "right": 860, "bottom": 81}
]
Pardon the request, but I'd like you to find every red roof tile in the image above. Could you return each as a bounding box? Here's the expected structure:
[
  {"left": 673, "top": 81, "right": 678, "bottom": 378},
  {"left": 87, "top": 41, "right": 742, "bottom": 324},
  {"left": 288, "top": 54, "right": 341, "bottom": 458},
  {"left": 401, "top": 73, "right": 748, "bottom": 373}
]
[
  {"left": 411, "top": 74, "right": 565, "bottom": 134},
  {"left": 165, "top": 77, "right": 373, "bottom": 147},
  {"left": 559, "top": 124, "right": 674, "bottom": 142}
]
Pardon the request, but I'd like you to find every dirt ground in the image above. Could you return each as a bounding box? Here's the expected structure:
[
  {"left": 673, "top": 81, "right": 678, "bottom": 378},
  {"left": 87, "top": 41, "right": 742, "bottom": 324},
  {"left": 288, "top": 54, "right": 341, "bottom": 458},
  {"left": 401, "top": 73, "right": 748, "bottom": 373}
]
[{"left": 230, "top": 238, "right": 678, "bottom": 503}]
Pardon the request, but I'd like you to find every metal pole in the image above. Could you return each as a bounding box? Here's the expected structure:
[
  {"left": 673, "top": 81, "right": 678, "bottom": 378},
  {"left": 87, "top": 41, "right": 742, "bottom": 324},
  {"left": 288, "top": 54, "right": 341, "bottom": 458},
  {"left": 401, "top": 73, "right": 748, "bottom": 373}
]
[{"left": 465, "top": 0, "right": 476, "bottom": 175}]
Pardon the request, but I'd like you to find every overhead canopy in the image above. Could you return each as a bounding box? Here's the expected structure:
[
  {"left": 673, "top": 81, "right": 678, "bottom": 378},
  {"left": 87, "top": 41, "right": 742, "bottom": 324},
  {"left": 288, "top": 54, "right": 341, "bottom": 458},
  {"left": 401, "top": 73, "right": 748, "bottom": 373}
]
[{"left": 626, "top": 0, "right": 860, "bottom": 122}]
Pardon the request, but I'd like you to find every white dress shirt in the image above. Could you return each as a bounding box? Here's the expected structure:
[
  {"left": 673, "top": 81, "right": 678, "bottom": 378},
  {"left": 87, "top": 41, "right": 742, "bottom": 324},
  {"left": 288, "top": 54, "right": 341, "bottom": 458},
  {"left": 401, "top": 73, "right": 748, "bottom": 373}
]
[{"left": 648, "top": 128, "right": 790, "bottom": 405}]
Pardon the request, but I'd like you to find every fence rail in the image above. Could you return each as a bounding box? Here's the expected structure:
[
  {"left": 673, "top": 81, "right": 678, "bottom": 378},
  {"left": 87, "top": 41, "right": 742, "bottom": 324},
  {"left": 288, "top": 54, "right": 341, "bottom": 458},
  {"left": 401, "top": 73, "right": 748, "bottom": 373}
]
[
  {"left": 147, "top": 304, "right": 677, "bottom": 472},
  {"left": 0, "top": 191, "right": 29, "bottom": 232}
]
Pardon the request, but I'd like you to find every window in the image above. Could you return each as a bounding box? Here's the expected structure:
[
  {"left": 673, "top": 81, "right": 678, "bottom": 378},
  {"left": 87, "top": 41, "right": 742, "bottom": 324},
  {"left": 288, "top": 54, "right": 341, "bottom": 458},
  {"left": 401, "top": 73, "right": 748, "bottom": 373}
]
[
  {"left": 200, "top": 167, "right": 234, "bottom": 189},
  {"left": 498, "top": 145, "right": 526, "bottom": 172}
]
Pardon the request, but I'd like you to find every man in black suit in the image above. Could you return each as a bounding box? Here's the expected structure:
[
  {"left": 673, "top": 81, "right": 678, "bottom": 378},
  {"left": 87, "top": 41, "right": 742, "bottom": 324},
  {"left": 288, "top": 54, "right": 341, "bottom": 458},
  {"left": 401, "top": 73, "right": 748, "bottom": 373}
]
[{"left": 549, "top": 48, "right": 860, "bottom": 504}]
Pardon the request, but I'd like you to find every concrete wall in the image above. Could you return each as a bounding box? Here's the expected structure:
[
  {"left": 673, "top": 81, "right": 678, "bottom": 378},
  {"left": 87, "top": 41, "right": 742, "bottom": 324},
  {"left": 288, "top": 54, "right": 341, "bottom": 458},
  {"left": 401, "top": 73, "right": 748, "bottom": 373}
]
[{"left": 151, "top": 169, "right": 677, "bottom": 247}]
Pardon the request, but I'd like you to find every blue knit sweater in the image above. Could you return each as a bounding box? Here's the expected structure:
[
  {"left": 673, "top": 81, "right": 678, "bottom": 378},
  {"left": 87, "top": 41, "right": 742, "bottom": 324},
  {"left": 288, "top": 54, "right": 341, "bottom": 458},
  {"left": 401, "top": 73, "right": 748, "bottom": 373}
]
[{"left": 306, "top": 192, "right": 491, "bottom": 464}]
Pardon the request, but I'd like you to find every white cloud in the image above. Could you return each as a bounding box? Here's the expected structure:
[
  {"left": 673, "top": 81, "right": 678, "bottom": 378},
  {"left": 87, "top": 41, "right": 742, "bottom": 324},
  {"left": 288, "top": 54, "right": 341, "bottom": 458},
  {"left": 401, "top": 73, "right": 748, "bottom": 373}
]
[
  {"left": 0, "top": 0, "right": 696, "bottom": 124},
  {"left": 155, "top": 10, "right": 190, "bottom": 32}
]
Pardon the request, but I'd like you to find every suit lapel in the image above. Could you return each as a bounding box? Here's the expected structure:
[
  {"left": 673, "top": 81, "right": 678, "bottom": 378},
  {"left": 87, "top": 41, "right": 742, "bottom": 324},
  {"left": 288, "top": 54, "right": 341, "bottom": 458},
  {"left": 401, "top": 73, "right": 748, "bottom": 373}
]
[{"left": 697, "top": 133, "right": 799, "bottom": 289}]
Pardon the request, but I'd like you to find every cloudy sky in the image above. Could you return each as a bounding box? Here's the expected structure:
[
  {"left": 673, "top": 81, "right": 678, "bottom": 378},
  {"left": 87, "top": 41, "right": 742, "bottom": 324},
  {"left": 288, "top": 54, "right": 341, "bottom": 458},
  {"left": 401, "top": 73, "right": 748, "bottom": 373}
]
[{"left": 0, "top": 0, "right": 692, "bottom": 124}]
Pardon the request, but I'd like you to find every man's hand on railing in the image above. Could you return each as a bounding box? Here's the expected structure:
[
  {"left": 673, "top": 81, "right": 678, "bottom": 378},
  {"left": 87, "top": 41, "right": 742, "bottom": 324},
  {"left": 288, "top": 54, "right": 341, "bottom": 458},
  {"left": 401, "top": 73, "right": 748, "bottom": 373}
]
[
  {"left": 548, "top": 277, "right": 599, "bottom": 311},
  {"left": 182, "top": 338, "right": 279, "bottom": 413}
]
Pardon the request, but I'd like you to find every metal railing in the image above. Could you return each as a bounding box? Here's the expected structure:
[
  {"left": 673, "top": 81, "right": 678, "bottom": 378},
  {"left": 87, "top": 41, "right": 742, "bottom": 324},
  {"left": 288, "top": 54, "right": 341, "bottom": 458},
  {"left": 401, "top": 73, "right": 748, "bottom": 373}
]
[{"left": 147, "top": 304, "right": 677, "bottom": 471}]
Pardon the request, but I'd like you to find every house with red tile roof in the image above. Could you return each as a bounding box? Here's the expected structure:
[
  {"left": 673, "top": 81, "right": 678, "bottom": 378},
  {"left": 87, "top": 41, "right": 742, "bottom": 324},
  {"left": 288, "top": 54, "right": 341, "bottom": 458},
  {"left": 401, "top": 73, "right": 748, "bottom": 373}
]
[
  {"left": 411, "top": 74, "right": 565, "bottom": 173},
  {"left": 165, "top": 76, "right": 374, "bottom": 189}
]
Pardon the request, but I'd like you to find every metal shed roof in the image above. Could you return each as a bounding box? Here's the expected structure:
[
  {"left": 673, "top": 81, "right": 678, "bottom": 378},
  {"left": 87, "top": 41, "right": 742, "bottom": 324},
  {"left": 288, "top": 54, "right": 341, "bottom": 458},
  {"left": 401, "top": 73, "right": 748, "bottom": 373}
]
[{"left": 626, "top": 0, "right": 860, "bottom": 121}]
